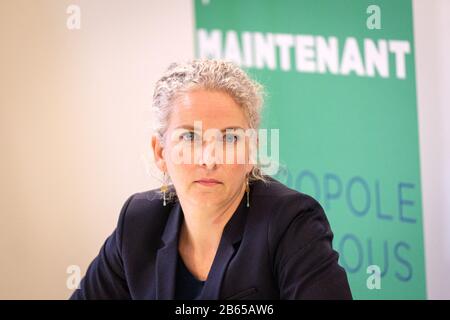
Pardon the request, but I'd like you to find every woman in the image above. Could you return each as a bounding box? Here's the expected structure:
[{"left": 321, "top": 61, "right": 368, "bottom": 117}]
[{"left": 70, "top": 59, "right": 352, "bottom": 300}]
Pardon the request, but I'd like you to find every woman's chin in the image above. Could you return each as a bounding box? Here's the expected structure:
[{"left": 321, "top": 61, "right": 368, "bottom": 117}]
[{"left": 190, "top": 193, "right": 224, "bottom": 206}]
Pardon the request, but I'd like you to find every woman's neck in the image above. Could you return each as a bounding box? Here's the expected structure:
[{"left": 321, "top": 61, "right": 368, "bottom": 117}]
[{"left": 178, "top": 184, "right": 246, "bottom": 258}]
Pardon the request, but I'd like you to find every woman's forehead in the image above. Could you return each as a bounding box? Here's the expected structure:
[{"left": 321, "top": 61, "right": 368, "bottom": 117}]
[{"left": 170, "top": 90, "right": 248, "bottom": 128}]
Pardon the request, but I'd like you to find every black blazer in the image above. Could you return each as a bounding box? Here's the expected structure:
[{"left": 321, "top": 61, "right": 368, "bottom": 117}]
[{"left": 70, "top": 176, "right": 352, "bottom": 300}]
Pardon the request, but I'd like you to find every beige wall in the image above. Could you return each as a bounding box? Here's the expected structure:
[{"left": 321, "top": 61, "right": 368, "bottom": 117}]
[{"left": 0, "top": 0, "right": 193, "bottom": 299}]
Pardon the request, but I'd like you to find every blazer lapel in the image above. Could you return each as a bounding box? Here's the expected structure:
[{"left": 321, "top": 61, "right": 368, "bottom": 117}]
[
  {"left": 199, "top": 194, "right": 248, "bottom": 299},
  {"left": 155, "top": 201, "right": 183, "bottom": 299},
  {"left": 155, "top": 192, "right": 249, "bottom": 300}
]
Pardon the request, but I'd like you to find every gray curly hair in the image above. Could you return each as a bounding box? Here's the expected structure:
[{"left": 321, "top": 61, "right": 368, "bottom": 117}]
[{"left": 152, "top": 59, "right": 268, "bottom": 200}]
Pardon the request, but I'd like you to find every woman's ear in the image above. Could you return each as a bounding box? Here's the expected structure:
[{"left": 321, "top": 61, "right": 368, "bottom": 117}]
[{"left": 151, "top": 135, "right": 166, "bottom": 172}]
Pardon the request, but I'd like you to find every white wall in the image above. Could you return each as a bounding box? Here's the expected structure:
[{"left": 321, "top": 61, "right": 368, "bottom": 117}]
[
  {"left": 413, "top": 0, "right": 450, "bottom": 300},
  {"left": 0, "top": 0, "right": 448, "bottom": 299}
]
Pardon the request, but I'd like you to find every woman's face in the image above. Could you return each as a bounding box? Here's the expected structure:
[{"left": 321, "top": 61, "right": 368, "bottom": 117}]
[{"left": 153, "top": 89, "right": 254, "bottom": 208}]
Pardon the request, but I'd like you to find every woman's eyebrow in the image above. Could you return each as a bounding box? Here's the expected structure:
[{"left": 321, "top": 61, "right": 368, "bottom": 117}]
[
  {"left": 174, "top": 125, "right": 196, "bottom": 130},
  {"left": 221, "top": 126, "right": 246, "bottom": 132},
  {"left": 174, "top": 125, "right": 245, "bottom": 132}
]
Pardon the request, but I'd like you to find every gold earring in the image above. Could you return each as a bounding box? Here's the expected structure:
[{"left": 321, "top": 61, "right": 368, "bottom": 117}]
[
  {"left": 246, "top": 177, "right": 250, "bottom": 207},
  {"left": 160, "top": 172, "right": 168, "bottom": 206}
]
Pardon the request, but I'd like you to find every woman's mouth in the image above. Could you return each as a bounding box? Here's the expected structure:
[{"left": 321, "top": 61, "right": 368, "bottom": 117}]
[{"left": 195, "top": 179, "right": 222, "bottom": 186}]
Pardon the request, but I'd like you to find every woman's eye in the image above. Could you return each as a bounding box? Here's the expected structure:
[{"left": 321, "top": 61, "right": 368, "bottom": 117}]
[
  {"left": 180, "top": 132, "right": 199, "bottom": 142},
  {"left": 223, "top": 133, "right": 239, "bottom": 144}
]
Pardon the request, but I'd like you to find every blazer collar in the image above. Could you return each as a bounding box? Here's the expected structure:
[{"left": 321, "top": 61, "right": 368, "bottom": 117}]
[{"left": 155, "top": 191, "right": 249, "bottom": 299}]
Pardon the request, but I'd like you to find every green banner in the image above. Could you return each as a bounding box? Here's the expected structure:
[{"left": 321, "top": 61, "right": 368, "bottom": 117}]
[{"left": 194, "top": 0, "right": 425, "bottom": 299}]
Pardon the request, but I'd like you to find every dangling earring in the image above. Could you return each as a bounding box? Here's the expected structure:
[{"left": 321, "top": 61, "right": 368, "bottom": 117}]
[
  {"left": 160, "top": 172, "right": 168, "bottom": 206},
  {"left": 246, "top": 177, "right": 250, "bottom": 208}
]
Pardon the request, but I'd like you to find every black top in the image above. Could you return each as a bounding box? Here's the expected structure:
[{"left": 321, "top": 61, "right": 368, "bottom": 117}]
[{"left": 174, "top": 252, "right": 205, "bottom": 300}]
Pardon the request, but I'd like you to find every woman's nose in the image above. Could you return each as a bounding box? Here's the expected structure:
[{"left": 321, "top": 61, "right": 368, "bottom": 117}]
[{"left": 199, "top": 140, "right": 218, "bottom": 169}]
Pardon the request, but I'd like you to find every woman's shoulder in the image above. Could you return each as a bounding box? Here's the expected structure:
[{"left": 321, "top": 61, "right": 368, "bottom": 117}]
[
  {"left": 123, "top": 187, "right": 166, "bottom": 211},
  {"left": 114, "top": 187, "right": 175, "bottom": 237},
  {"left": 252, "top": 175, "right": 324, "bottom": 210},
  {"left": 252, "top": 176, "right": 331, "bottom": 242}
]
